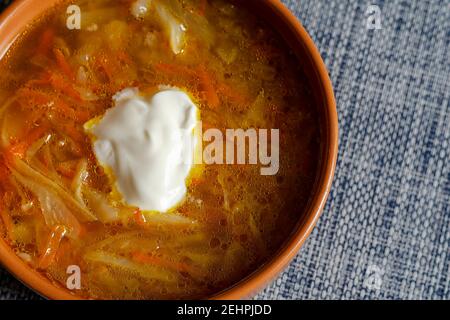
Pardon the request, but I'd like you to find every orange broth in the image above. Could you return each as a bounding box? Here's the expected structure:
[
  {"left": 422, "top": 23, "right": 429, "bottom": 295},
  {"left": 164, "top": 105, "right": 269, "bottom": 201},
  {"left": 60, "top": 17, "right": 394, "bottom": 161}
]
[{"left": 0, "top": 0, "right": 320, "bottom": 299}]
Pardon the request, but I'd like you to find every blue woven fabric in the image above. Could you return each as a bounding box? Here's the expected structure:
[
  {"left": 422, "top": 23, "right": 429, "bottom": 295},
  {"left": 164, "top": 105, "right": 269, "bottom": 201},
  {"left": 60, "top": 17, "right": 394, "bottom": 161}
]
[{"left": 0, "top": 0, "right": 449, "bottom": 300}]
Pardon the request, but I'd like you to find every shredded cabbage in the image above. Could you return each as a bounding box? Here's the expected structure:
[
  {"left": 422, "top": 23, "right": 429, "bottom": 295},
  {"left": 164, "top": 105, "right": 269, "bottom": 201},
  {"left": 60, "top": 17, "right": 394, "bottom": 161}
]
[
  {"left": 83, "top": 186, "right": 119, "bottom": 223},
  {"left": 11, "top": 157, "right": 97, "bottom": 222},
  {"left": 154, "top": 2, "right": 187, "bottom": 55},
  {"left": 12, "top": 170, "right": 81, "bottom": 239},
  {"left": 84, "top": 250, "right": 177, "bottom": 282}
]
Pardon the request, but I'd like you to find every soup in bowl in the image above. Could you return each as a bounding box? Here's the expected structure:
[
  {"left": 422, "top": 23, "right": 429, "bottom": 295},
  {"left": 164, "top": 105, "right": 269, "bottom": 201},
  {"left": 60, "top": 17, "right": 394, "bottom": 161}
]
[{"left": 0, "top": 0, "right": 337, "bottom": 299}]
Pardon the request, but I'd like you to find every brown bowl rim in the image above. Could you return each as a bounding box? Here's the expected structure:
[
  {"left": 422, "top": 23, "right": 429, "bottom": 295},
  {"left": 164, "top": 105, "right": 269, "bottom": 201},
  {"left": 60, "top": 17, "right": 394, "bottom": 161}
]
[{"left": 0, "top": 0, "right": 338, "bottom": 300}]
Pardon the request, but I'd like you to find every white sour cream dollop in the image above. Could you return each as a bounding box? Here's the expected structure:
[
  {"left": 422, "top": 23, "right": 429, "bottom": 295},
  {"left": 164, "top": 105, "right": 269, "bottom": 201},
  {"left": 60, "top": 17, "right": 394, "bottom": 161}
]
[{"left": 87, "top": 87, "right": 198, "bottom": 212}]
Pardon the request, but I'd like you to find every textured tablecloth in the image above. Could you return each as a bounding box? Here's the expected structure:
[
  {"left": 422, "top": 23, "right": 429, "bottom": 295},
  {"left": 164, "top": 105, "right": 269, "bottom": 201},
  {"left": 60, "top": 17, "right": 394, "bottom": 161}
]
[{"left": 0, "top": 0, "right": 449, "bottom": 300}]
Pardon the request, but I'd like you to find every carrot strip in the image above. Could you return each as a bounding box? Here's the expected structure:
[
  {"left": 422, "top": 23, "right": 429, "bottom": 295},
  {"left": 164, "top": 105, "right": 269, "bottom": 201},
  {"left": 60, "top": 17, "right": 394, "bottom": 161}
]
[
  {"left": 54, "top": 98, "right": 90, "bottom": 122},
  {"left": 47, "top": 72, "right": 83, "bottom": 102},
  {"left": 54, "top": 98, "right": 76, "bottom": 118},
  {"left": 37, "top": 225, "right": 67, "bottom": 270},
  {"left": 22, "top": 73, "right": 83, "bottom": 103},
  {"left": 198, "top": 66, "right": 220, "bottom": 108},
  {"left": 16, "top": 87, "right": 49, "bottom": 124},
  {"left": 53, "top": 48, "right": 75, "bottom": 80},
  {"left": 133, "top": 208, "right": 146, "bottom": 226},
  {"left": 36, "top": 29, "right": 54, "bottom": 56},
  {"left": 7, "top": 125, "right": 48, "bottom": 159},
  {"left": 156, "top": 63, "right": 246, "bottom": 108},
  {"left": 154, "top": 63, "right": 221, "bottom": 109},
  {"left": 16, "top": 87, "right": 50, "bottom": 106},
  {"left": 18, "top": 86, "right": 88, "bottom": 124},
  {"left": 17, "top": 87, "right": 87, "bottom": 123}
]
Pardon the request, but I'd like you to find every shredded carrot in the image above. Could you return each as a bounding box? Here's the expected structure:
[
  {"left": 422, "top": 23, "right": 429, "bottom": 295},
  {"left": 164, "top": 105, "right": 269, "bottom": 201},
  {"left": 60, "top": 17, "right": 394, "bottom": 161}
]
[
  {"left": 47, "top": 72, "right": 83, "bottom": 102},
  {"left": 22, "top": 72, "right": 82, "bottom": 103},
  {"left": 36, "top": 29, "right": 54, "bottom": 56},
  {"left": 16, "top": 87, "right": 50, "bottom": 106},
  {"left": 7, "top": 125, "right": 48, "bottom": 159},
  {"left": 54, "top": 98, "right": 76, "bottom": 118},
  {"left": 16, "top": 88, "right": 49, "bottom": 126},
  {"left": 133, "top": 208, "right": 146, "bottom": 226},
  {"left": 154, "top": 63, "right": 221, "bottom": 108},
  {"left": 95, "top": 51, "right": 134, "bottom": 85},
  {"left": 197, "top": 66, "right": 220, "bottom": 108},
  {"left": 17, "top": 87, "right": 88, "bottom": 123},
  {"left": 131, "top": 251, "right": 195, "bottom": 275},
  {"left": 37, "top": 225, "right": 67, "bottom": 270},
  {"left": 53, "top": 48, "right": 75, "bottom": 80},
  {"left": 52, "top": 97, "right": 90, "bottom": 123}
]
